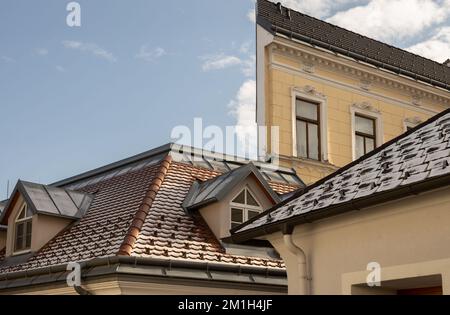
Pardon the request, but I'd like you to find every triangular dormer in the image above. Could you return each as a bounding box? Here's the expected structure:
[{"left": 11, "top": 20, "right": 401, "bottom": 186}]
[{"left": 182, "top": 163, "right": 281, "bottom": 239}]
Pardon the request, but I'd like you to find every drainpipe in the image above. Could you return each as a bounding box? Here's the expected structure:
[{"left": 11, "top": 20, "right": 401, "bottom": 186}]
[{"left": 283, "top": 232, "right": 309, "bottom": 295}]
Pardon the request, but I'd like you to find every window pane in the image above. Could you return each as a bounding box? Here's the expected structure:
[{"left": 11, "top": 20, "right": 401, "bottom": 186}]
[
  {"left": 231, "top": 208, "right": 244, "bottom": 223},
  {"left": 296, "top": 100, "right": 318, "bottom": 121},
  {"left": 15, "top": 236, "right": 24, "bottom": 251},
  {"left": 26, "top": 206, "right": 33, "bottom": 218},
  {"left": 246, "top": 190, "right": 260, "bottom": 207},
  {"left": 18, "top": 208, "right": 25, "bottom": 220},
  {"left": 248, "top": 210, "right": 260, "bottom": 220},
  {"left": 355, "top": 135, "right": 365, "bottom": 159},
  {"left": 231, "top": 223, "right": 241, "bottom": 229},
  {"left": 365, "top": 138, "right": 375, "bottom": 154},
  {"left": 232, "top": 190, "right": 245, "bottom": 204},
  {"left": 356, "top": 115, "right": 375, "bottom": 135},
  {"left": 296, "top": 120, "right": 307, "bottom": 158},
  {"left": 25, "top": 221, "right": 32, "bottom": 248},
  {"left": 308, "top": 124, "right": 319, "bottom": 160}
]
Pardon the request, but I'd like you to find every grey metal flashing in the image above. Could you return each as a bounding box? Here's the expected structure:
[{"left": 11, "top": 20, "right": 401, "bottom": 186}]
[
  {"left": 51, "top": 143, "right": 173, "bottom": 187},
  {"left": 51, "top": 143, "right": 303, "bottom": 190},
  {"left": 0, "top": 180, "right": 94, "bottom": 225},
  {"left": 0, "top": 256, "right": 287, "bottom": 291},
  {"left": 182, "top": 163, "right": 282, "bottom": 212}
]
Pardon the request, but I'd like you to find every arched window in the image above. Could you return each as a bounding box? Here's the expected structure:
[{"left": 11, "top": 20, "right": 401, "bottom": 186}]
[
  {"left": 14, "top": 204, "right": 33, "bottom": 253},
  {"left": 230, "top": 187, "right": 262, "bottom": 229}
]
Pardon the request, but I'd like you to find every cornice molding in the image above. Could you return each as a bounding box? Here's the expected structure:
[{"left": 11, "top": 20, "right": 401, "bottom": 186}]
[{"left": 270, "top": 42, "right": 450, "bottom": 106}]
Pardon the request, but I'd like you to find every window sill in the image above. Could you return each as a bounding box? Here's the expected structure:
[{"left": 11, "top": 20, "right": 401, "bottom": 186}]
[
  {"left": 12, "top": 249, "right": 31, "bottom": 257},
  {"left": 286, "top": 155, "right": 339, "bottom": 170}
]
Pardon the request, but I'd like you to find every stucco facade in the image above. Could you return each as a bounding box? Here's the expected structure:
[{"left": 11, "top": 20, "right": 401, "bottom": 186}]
[
  {"left": 258, "top": 31, "right": 450, "bottom": 184},
  {"left": 266, "top": 187, "right": 450, "bottom": 295}
]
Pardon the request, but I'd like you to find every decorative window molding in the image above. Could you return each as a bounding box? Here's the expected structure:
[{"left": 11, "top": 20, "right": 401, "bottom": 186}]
[
  {"left": 404, "top": 117, "right": 423, "bottom": 131},
  {"left": 350, "top": 102, "right": 383, "bottom": 161},
  {"left": 230, "top": 187, "right": 262, "bottom": 229},
  {"left": 291, "top": 86, "right": 328, "bottom": 161}
]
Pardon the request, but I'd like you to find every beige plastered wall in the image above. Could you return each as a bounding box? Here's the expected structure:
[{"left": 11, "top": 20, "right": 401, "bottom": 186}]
[{"left": 267, "top": 186, "right": 450, "bottom": 295}]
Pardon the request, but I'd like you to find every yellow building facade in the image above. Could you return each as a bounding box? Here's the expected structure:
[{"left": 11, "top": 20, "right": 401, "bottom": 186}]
[{"left": 257, "top": 27, "right": 450, "bottom": 184}]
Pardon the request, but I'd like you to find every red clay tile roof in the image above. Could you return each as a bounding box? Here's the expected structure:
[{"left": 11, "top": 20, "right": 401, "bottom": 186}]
[
  {"left": 133, "top": 161, "right": 287, "bottom": 268},
  {"left": 0, "top": 151, "right": 300, "bottom": 274}
]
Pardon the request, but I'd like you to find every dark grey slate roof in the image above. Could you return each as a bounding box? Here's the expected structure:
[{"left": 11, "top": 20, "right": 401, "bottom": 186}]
[
  {"left": 182, "top": 163, "right": 282, "bottom": 211},
  {"left": 232, "top": 108, "right": 450, "bottom": 239},
  {"left": 257, "top": 0, "right": 450, "bottom": 90},
  {"left": 0, "top": 181, "right": 94, "bottom": 224}
]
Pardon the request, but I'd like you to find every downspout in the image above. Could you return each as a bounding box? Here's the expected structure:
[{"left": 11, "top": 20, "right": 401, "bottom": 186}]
[{"left": 283, "top": 231, "right": 309, "bottom": 295}]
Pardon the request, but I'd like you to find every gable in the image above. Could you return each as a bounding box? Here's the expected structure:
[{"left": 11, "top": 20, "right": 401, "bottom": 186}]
[{"left": 0, "top": 181, "right": 94, "bottom": 225}]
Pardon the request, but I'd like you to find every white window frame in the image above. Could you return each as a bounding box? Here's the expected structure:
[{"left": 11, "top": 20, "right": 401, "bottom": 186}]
[
  {"left": 351, "top": 106, "right": 383, "bottom": 161},
  {"left": 13, "top": 203, "right": 33, "bottom": 255},
  {"left": 291, "top": 87, "right": 328, "bottom": 162},
  {"left": 230, "top": 187, "right": 263, "bottom": 229}
]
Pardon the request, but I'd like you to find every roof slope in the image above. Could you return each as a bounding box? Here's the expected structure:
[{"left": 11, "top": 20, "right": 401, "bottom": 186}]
[
  {"left": 257, "top": 0, "right": 450, "bottom": 90},
  {"left": 0, "top": 146, "right": 301, "bottom": 274},
  {"left": 132, "top": 161, "right": 286, "bottom": 268},
  {"left": 232, "top": 108, "right": 450, "bottom": 239}
]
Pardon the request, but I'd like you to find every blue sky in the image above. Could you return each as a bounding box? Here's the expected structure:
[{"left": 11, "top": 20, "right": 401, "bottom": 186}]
[{"left": 1, "top": 0, "right": 449, "bottom": 199}]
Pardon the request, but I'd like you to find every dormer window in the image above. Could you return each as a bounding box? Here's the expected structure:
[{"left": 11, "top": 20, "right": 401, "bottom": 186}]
[
  {"left": 14, "top": 204, "right": 33, "bottom": 253},
  {"left": 230, "top": 187, "right": 262, "bottom": 229}
]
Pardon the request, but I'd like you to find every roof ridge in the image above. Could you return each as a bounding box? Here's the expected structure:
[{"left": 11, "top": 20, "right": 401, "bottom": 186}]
[
  {"left": 263, "top": 0, "right": 450, "bottom": 70},
  {"left": 117, "top": 154, "right": 173, "bottom": 256},
  {"left": 231, "top": 107, "right": 450, "bottom": 234}
]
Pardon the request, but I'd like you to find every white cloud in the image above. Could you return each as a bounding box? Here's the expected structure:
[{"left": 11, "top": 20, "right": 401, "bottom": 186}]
[
  {"left": 1, "top": 55, "right": 15, "bottom": 63},
  {"left": 201, "top": 53, "right": 255, "bottom": 77},
  {"left": 407, "top": 27, "right": 450, "bottom": 63},
  {"left": 201, "top": 54, "right": 242, "bottom": 71},
  {"left": 239, "top": 41, "right": 253, "bottom": 54},
  {"left": 228, "top": 80, "right": 257, "bottom": 159},
  {"left": 35, "top": 48, "right": 48, "bottom": 56},
  {"left": 135, "top": 46, "right": 166, "bottom": 62},
  {"left": 327, "top": 0, "right": 450, "bottom": 43},
  {"left": 247, "top": 9, "right": 256, "bottom": 23},
  {"left": 62, "top": 40, "right": 117, "bottom": 62},
  {"left": 241, "top": 55, "right": 256, "bottom": 77}
]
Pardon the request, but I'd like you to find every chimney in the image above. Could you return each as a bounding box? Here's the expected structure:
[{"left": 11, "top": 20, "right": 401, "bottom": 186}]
[{"left": 444, "top": 59, "right": 450, "bottom": 67}]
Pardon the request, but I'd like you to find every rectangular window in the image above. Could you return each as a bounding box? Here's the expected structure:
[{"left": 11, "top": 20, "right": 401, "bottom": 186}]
[
  {"left": 355, "top": 114, "right": 376, "bottom": 159},
  {"left": 296, "top": 99, "right": 321, "bottom": 160}
]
